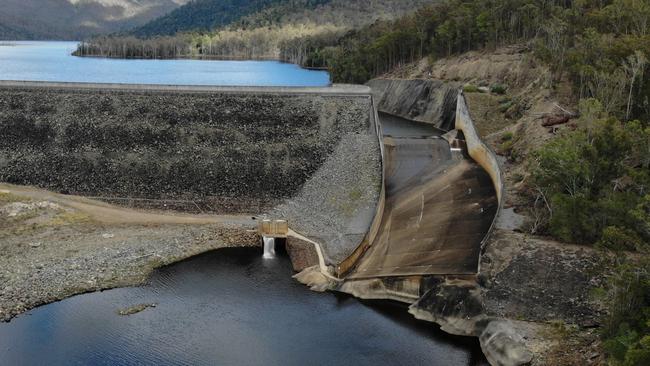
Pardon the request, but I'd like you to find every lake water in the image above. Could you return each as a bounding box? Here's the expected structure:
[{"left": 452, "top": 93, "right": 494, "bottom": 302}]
[
  {"left": 0, "top": 248, "right": 487, "bottom": 366},
  {"left": 0, "top": 41, "right": 330, "bottom": 86}
]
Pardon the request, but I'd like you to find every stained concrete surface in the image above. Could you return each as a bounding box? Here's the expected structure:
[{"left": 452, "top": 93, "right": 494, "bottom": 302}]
[{"left": 346, "top": 113, "right": 498, "bottom": 278}]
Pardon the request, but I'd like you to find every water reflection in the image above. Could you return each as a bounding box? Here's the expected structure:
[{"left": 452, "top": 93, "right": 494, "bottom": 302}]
[
  {"left": 0, "top": 247, "right": 487, "bottom": 366},
  {"left": 0, "top": 41, "right": 330, "bottom": 87}
]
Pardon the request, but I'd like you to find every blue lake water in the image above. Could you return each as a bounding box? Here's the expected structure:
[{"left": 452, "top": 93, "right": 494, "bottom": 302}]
[{"left": 0, "top": 41, "right": 330, "bottom": 86}]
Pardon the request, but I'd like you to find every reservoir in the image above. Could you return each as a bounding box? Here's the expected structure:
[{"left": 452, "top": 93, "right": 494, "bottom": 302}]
[
  {"left": 0, "top": 248, "right": 487, "bottom": 365},
  {"left": 0, "top": 41, "right": 330, "bottom": 87}
]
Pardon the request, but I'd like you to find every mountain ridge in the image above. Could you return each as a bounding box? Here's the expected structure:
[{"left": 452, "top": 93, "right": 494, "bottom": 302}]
[
  {"left": 130, "top": 0, "right": 290, "bottom": 37},
  {"left": 0, "top": 0, "right": 190, "bottom": 40}
]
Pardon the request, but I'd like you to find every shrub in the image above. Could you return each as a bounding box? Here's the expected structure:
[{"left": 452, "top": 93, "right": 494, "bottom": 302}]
[
  {"left": 463, "top": 84, "right": 480, "bottom": 93},
  {"left": 498, "top": 100, "right": 513, "bottom": 112},
  {"left": 598, "top": 226, "right": 644, "bottom": 252},
  {"left": 601, "top": 260, "right": 650, "bottom": 365},
  {"left": 498, "top": 131, "right": 517, "bottom": 158},
  {"left": 501, "top": 131, "right": 514, "bottom": 141},
  {"left": 531, "top": 110, "right": 650, "bottom": 247},
  {"left": 490, "top": 83, "right": 507, "bottom": 94}
]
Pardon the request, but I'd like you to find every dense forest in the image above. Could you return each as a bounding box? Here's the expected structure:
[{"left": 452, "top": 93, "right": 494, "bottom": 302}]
[
  {"left": 74, "top": 0, "right": 435, "bottom": 61},
  {"left": 0, "top": 22, "right": 33, "bottom": 41},
  {"left": 130, "top": 0, "right": 287, "bottom": 37}
]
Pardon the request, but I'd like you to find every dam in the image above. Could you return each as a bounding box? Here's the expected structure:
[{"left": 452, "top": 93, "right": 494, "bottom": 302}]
[{"left": 0, "top": 79, "right": 503, "bottom": 364}]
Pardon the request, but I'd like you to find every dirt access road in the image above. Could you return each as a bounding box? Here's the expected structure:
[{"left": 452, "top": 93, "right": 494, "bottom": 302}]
[
  {"left": 0, "top": 184, "right": 258, "bottom": 322},
  {"left": 0, "top": 183, "right": 257, "bottom": 226}
]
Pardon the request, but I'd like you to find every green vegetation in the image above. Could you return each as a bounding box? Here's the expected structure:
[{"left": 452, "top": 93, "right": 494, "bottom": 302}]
[
  {"left": 498, "top": 131, "right": 517, "bottom": 158},
  {"left": 74, "top": 0, "right": 434, "bottom": 61},
  {"left": 490, "top": 84, "right": 507, "bottom": 95},
  {"left": 599, "top": 258, "right": 650, "bottom": 366},
  {"left": 529, "top": 96, "right": 648, "bottom": 365},
  {"left": 131, "top": 0, "right": 289, "bottom": 37},
  {"left": 463, "top": 84, "right": 480, "bottom": 93},
  {"left": 531, "top": 99, "right": 649, "bottom": 249},
  {"left": 299, "top": 0, "right": 649, "bottom": 105}
]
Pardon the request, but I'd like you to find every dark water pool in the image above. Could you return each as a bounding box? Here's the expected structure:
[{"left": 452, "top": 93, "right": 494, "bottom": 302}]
[{"left": 0, "top": 247, "right": 487, "bottom": 366}]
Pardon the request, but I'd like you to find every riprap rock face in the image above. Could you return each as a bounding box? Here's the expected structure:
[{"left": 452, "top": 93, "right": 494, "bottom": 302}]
[{"left": 0, "top": 84, "right": 381, "bottom": 220}]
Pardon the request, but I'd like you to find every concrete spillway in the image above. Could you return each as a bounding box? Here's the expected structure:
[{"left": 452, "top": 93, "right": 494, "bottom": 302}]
[
  {"left": 345, "top": 115, "right": 497, "bottom": 279},
  {"left": 323, "top": 78, "right": 502, "bottom": 281}
]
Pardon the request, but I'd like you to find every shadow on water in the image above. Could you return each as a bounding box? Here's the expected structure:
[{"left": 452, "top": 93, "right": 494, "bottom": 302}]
[
  {"left": 339, "top": 297, "right": 487, "bottom": 365},
  {"left": 0, "top": 247, "right": 487, "bottom": 366}
]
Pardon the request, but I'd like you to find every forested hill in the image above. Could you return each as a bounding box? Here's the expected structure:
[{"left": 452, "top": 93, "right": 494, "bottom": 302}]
[
  {"left": 131, "top": 0, "right": 289, "bottom": 37},
  {"left": 76, "top": 0, "right": 435, "bottom": 60},
  {"left": 0, "top": 0, "right": 189, "bottom": 41},
  {"left": 0, "top": 23, "right": 35, "bottom": 41}
]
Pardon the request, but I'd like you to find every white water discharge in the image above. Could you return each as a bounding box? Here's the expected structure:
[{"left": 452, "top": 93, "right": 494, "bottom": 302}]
[{"left": 263, "top": 236, "right": 276, "bottom": 259}]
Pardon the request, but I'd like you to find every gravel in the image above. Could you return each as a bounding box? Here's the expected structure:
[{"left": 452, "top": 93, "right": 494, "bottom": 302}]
[
  {"left": 0, "top": 219, "right": 258, "bottom": 323},
  {"left": 270, "top": 131, "right": 382, "bottom": 264}
]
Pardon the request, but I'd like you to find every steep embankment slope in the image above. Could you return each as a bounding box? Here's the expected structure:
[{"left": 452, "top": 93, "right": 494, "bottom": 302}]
[{"left": 0, "top": 83, "right": 380, "bottom": 215}]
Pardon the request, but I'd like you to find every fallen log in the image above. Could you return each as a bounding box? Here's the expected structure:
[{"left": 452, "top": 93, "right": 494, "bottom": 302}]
[{"left": 542, "top": 115, "right": 571, "bottom": 127}]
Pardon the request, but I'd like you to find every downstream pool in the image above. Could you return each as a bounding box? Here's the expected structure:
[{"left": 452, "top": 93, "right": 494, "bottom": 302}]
[
  {"left": 0, "top": 41, "right": 330, "bottom": 87},
  {"left": 0, "top": 247, "right": 487, "bottom": 365}
]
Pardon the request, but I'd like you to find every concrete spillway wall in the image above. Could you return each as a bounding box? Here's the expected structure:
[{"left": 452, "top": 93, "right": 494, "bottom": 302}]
[
  {"left": 0, "top": 82, "right": 381, "bottom": 221},
  {"left": 454, "top": 91, "right": 504, "bottom": 252}
]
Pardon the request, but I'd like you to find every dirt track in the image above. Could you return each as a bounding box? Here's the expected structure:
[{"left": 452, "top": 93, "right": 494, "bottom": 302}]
[
  {"left": 1, "top": 183, "right": 257, "bottom": 226},
  {"left": 0, "top": 184, "right": 259, "bottom": 323}
]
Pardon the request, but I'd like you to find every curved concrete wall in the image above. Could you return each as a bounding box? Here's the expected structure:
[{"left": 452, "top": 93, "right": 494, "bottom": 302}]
[
  {"left": 455, "top": 91, "right": 504, "bottom": 255},
  {"left": 334, "top": 96, "right": 387, "bottom": 276}
]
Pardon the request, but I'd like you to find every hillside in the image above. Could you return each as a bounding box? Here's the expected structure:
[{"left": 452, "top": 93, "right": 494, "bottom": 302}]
[
  {"left": 0, "top": 22, "right": 35, "bottom": 41},
  {"left": 235, "top": 0, "right": 429, "bottom": 29},
  {"left": 0, "top": 0, "right": 189, "bottom": 40},
  {"left": 76, "top": 0, "right": 435, "bottom": 60},
  {"left": 131, "top": 0, "right": 288, "bottom": 37}
]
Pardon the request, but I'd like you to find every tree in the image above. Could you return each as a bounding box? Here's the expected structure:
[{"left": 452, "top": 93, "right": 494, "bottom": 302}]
[{"left": 624, "top": 51, "right": 647, "bottom": 121}]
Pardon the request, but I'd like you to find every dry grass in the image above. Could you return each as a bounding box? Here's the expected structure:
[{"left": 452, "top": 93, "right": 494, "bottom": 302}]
[{"left": 0, "top": 191, "right": 30, "bottom": 204}]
